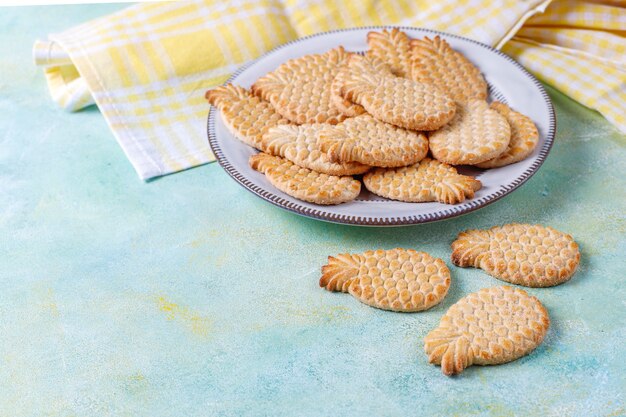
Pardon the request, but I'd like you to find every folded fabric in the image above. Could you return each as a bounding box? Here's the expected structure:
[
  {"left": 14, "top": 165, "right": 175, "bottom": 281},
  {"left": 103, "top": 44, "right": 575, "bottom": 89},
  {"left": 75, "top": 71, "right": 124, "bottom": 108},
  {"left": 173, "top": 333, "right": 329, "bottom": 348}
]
[{"left": 33, "top": 0, "right": 625, "bottom": 180}]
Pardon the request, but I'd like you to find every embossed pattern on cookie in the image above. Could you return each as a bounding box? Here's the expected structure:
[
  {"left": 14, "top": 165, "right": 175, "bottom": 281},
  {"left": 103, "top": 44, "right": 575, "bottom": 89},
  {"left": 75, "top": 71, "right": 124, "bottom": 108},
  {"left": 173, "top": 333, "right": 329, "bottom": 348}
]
[
  {"left": 424, "top": 286, "right": 550, "bottom": 376},
  {"left": 363, "top": 158, "right": 482, "bottom": 204},
  {"left": 341, "top": 54, "right": 456, "bottom": 131},
  {"left": 320, "top": 248, "right": 451, "bottom": 312},
  {"left": 429, "top": 99, "right": 511, "bottom": 165},
  {"left": 451, "top": 223, "right": 580, "bottom": 287},
  {"left": 366, "top": 28, "right": 413, "bottom": 78},
  {"left": 476, "top": 102, "right": 539, "bottom": 168},
  {"left": 249, "top": 153, "right": 361, "bottom": 205},
  {"left": 317, "top": 115, "right": 429, "bottom": 168},
  {"left": 205, "top": 84, "right": 290, "bottom": 149},
  {"left": 411, "top": 35, "right": 487, "bottom": 103},
  {"left": 261, "top": 124, "right": 370, "bottom": 176},
  {"left": 251, "top": 47, "right": 350, "bottom": 125}
]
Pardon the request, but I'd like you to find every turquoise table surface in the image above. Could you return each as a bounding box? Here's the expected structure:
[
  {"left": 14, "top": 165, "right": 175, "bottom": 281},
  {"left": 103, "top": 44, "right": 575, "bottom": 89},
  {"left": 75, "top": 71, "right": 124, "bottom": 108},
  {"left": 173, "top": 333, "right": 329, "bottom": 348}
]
[{"left": 1, "top": 4, "right": 625, "bottom": 417}]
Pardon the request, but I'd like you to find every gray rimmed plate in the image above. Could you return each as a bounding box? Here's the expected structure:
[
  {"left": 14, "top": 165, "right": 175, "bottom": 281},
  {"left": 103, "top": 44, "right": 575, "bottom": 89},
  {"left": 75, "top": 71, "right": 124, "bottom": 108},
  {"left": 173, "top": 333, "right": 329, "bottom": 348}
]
[{"left": 207, "top": 26, "right": 555, "bottom": 226}]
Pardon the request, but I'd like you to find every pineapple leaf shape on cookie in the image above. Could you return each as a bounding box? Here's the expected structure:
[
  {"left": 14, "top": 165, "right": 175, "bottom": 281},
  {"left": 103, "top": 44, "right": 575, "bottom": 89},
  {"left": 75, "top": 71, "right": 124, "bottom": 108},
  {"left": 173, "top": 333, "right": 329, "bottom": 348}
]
[
  {"left": 205, "top": 84, "right": 290, "bottom": 149},
  {"left": 451, "top": 223, "right": 580, "bottom": 287},
  {"left": 320, "top": 249, "right": 451, "bottom": 312},
  {"left": 424, "top": 286, "right": 549, "bottom": 376}
]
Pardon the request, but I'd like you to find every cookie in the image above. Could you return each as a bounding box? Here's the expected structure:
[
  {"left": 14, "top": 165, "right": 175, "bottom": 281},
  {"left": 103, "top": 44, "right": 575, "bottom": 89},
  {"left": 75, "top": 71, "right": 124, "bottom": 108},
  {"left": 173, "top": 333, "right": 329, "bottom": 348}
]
[
  {"left": 330, "top": 59, "right": 367, "bottom": 117},
  {"left": 475, "top": 102, "right": 539, "bottom": 168},
  {"left": 249, "top": 153, "right": 360, "bottom": 205},
  {"left": 251, "top": 47, "right": 350, "bottom": 125},
  {"left": 341, "top": 54, "right": 456, "bottom": 131},
  {"left": 411, "top": 35, "right": 487, "bottom": 103},
  {"left": 320, "top": 249, "right": 450, "bottom": 312},
  {"left": 429, "top": 99, "right": 511, "bottom": 165},
  {"left": 317, "top": 115, "right": 429, "bottom": 168},
  {"left": 424, "top": 286, "right": 550, "bottom": 376},
  {"left": 451, "top": 223, "right": 580, "bottom": 287},
  {"left": 366, "top": 28, "right": 413, "bottom": 78},
  {"left": 205, "top": 84, "right": 289, "bottom": 149},
  {"left": 363, "top": 158, "right": 482, "bottom": 204},
  {"left": 261, "top": 124, "right": 370, "bottom": 176}
]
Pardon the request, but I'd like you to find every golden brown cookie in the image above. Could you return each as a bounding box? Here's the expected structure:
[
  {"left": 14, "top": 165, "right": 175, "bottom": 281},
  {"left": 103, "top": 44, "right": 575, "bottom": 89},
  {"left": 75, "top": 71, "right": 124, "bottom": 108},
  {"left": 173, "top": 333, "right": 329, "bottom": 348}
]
[
  {"left": 317, "top": 115, "right": 429, "bottom": 168},
  {"left": 340, "top": 54, "right": 456, "bottom": 131},
  {"left": 429, "top": 99, "right": 511, "bottom": 165},
  {"left": 330, "top": 59, "right": 367, "bottom": 117},
  {"left": 475, "top": 102, "right": 539, "bottom": 168},
  {"left": 249, "top": 153, "right": 360, "bottom": 205},
  {"left": 251, "top": 47, "right": 350, "bottom": 125},
  {"left": 411, "top": 35, "right": 487, "bottom": 103},
  {"left": 320, "top": 249, "right": 451, "bottom": 312},
  {"left": 451, "top": 223, "right": 580, "bottom": 287},
  {"left": 363, "top": 158, "right": 482, "bottom": 204},
  {"left": 366, "top": 28, "right": 413, "bottom": 78},
  {"left": 205, "top": 84, "right": 290, "bottom": 149},
  {"left": 260, "top": 124, "right": 370, "bottom": 176},
  {"left": 424, "top": 286, "right": 550, "bottom": 376}
]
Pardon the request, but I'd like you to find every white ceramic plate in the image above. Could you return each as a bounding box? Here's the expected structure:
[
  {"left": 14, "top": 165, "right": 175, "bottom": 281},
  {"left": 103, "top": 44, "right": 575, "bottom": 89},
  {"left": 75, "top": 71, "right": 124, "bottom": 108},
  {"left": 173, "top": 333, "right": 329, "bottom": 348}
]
[{"left": 207, "top": 27, "right": 555, "bottom": 226}]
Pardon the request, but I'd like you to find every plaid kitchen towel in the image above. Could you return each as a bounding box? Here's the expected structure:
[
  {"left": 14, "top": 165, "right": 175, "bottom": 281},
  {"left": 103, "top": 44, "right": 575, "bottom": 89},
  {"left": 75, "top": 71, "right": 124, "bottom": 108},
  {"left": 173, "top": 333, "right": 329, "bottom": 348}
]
[{"left": 33, "top": 0, "right": 625, "bottom": 180}]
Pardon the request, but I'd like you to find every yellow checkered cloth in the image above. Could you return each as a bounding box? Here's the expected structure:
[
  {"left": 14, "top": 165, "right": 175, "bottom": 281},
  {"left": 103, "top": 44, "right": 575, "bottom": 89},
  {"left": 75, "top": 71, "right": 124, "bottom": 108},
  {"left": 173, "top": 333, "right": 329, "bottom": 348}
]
[{"left": 33, "top": 0, "right": 625, "bottom": 180}]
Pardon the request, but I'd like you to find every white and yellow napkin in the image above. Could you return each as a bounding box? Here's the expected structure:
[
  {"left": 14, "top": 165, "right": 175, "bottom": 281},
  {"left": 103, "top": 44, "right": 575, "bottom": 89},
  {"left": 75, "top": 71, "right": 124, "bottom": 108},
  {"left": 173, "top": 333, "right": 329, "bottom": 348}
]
[{"left": 33, "top": 0, "right": 626, "bottom": 180}]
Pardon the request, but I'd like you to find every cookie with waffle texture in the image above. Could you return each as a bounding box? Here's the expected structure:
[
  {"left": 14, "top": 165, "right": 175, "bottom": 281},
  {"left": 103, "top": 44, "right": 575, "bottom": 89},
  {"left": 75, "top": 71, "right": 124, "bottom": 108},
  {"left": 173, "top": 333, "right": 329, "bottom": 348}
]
[
  {"left": 261, "top": 124, "right": 370, "bottom": 176},
  {"left": 317, "top": 115, "right": 429, "bottom": 168},
  {"left": 320, "top": 248, "right": 450, "bottom": 312},
  {"left": 476, "top": 102, "right": 539, "bottom": 168},
  {"left": 411, "top": 35, "right": 487, "bottom": 103},
  {"left": 363, "top": 158, "right": 481, "bottom": 204},
  {"left": 252, "top": 47, "right": 350, "bottom": 125},
  {"left": 451, "top": 223, "right": 580, "bottom": 287},
  {"left": 425, "top": 286, "right": 549, "bottom": 376},
  {"left": 429, "top": 99, "right": 511, "bottom": 165},
  {"left": 205, "top": 84, "right": 290, "bottom": 149},
  {"left": 249, "top": 153, "right": 361, "bottom": 205},
  {"left": 340, "top": 54, "right": 456, "bottom": 131}
]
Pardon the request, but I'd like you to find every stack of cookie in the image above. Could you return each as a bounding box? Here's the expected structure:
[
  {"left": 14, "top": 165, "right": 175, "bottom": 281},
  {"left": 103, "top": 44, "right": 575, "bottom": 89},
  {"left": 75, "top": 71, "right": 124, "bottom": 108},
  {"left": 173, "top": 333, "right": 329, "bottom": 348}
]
[{"left": 206, "top": 29, "right": 539, "bottom": 206}]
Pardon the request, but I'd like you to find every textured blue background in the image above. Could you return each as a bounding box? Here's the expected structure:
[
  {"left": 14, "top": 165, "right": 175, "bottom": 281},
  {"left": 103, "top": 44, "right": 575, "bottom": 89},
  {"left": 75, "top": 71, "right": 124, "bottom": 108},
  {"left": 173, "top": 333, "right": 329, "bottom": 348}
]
[{"left": 0, "top": 4, "right": 624, "bottom": 417}]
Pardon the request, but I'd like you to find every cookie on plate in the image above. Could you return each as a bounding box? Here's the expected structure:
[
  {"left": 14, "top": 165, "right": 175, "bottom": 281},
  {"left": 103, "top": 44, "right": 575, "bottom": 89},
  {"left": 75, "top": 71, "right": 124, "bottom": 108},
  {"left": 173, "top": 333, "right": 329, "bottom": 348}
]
[
  {"left": 363, "top": 158, "right": 481, "bottom": 204},
  {"left": 251, "top": 47, "right": 350, "bottom": 125},
  {"left": 475, "top": 102, "right": 539, "bottom": 168},
  {"left": 451, "top": 223, "right": 580, "bottom": 287},
  {"left": 249, "top": 153, "right": 361, "bottom": 205},
  {"left": 320, "top": 248, "right": 450, "bottom": 312},
  {"left": 429, "top": 99, "right": 511, "bottom": 165},
  {"left": 366, "top": 28, "right": 413, "bottom": 78},
  {"left": 317, "top": 115, "right": 429, "bottom": 168},
  {"left": 411, "top": 35, "right": 487, "bottom": 103},
  {"left": 261, "top": 124, "right": 370, "bottom": 176},
  {"left": 424, "top": 286, "right": 550, "bottom": 376},
  {"left": 340, "top": 54, "right": 456, "bottom": 131},
  {"left": 205, "top": 84, "right": 290, "bottom": 149}
]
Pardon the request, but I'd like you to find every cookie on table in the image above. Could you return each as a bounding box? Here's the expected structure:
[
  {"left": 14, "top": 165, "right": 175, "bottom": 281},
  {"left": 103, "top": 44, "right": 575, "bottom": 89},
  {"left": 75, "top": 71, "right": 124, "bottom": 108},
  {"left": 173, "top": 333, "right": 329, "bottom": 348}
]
[
  {"left": 205, "top": 84, "right": 290, "bottom": 149},
  {"left": 320, "top": 248, "right": 451, "bottom": 312},
  {"left": 317, "top": 115, "right": 429, "bottom": 168},
  {"left": 249, "top": 153, "right": 360, "bottom": 205},
  {"left": 451, "top": 223, "right": 580, "bottom": 287},
  {"left": 476, "top": 102, "right": 539, "bottom": 168},
  {"left": 363, "top": 158, "right": 482, "bottom": 204},
  {"left": 366, "top": 28, "right": 413, "bottom": 78},
  {"left": 340, "top": 54, "right": 456, "bottom": 131},
  {"left": 424, "top": 286, "right": 550, "bottom": 376},
  {"left": 429, "top": 99, "right": 511, "bottom": 165},
  {"left": 411, "top": 35, "right": 487, "bottom": 103},
  {"left": 260, "top": 124, "right": 370, "bottom": 176},
  {"left": 251, "top": 47, "right": 350, "bottom": 125}
]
